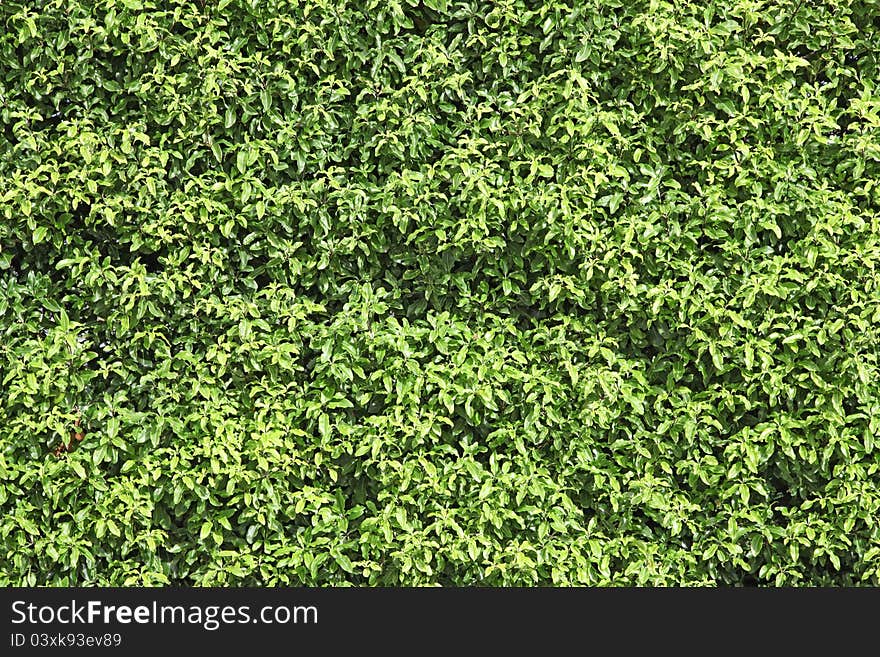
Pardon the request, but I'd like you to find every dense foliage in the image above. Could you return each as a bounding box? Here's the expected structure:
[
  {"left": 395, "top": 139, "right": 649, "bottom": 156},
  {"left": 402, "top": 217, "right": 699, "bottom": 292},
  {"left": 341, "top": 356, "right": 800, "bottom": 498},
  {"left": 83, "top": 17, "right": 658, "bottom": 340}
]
[{"left": 1, "top": 0, "right": 879, "bottom": 586}]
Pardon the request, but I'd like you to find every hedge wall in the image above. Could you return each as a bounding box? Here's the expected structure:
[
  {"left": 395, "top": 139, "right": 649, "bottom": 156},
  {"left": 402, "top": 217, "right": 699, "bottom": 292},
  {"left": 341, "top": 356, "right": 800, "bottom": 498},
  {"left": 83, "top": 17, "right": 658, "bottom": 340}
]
[{"left": 1, "top": 0, "right": 879, "bottom": 585}]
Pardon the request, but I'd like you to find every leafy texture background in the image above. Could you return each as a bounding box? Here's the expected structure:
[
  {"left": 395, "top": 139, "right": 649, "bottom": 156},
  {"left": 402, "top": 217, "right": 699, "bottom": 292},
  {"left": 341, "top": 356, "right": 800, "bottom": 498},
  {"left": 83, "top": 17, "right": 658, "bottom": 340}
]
[{"left": 1, "top": 0, "right": 879, "bottom": 585}]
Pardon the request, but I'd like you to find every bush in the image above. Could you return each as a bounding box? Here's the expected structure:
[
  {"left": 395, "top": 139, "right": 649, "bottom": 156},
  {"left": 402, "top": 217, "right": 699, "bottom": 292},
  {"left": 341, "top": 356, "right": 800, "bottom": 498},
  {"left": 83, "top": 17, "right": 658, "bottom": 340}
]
[{"left": 1, "top": 0, "right": 879, "bottom": 585}]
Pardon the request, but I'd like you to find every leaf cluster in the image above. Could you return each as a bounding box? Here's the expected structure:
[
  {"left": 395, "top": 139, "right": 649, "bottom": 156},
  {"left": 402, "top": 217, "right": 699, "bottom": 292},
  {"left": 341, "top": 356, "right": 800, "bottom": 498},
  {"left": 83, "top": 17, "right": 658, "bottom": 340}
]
[{"left": 1, "top": 0, "right": 879, "bottom": 585}]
